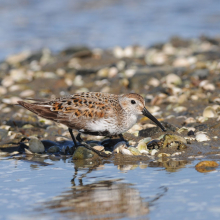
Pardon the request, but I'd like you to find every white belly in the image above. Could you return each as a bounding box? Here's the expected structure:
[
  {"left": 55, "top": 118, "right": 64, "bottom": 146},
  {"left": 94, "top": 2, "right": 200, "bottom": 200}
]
[
  {"left": 85, "top": 118, "right": 117, "bottom": 134},
  {"left": 82, "top": 114, "right": 138, "bottom": 135}
]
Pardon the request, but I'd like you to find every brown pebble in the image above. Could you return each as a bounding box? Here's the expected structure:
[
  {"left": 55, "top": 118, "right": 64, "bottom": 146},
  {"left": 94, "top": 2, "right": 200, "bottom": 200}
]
[{"left": 195, "top": 161, "right": 219, "bottom": 173}]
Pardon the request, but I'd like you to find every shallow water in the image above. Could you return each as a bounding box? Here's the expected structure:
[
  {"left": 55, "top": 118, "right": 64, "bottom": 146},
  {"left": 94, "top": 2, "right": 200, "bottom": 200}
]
[
  {"left": 1, "top": 156, "right": 220, "bottom": 220},
  {"left": 0, "top": 0, "right": 220, "bottom": 60}
]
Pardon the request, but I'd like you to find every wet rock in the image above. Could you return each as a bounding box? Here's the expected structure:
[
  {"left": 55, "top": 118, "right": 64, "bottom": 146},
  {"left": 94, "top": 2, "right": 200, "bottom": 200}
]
[
  {"left": 139, "top": 127, "right": 161, "bottom": 137},
  {"left": 41, "top": 140, "right": 60, "bottom": 151},
  {"left": 0, "top": 129, "right": 8, "bottom": 141},
  {"left": 187, "top": 130, "right": 195, "bottom": 136},
  {"left": 195, "top": 161, "right": 218, "bottom": 173},
  {"left": 93, "top": 145, "right": 104, "bottom": 151},
  {"left": 161, "top": 122, "right": 178, "bottom": 132},
  {"left": 194, "top": 124, "right": 208, "bottom": 131},
  {"left": 72, "top": 146, "right": 99, "bottom": 160},
  {"left": 29, "top": 137, "right": 45, "bottom": 153},
  {"left": 162, "top": 134, "right": 187, "bottom": 148},
  {"left": 101, "top": 138, "right": 124, "bottom": 149},
  {"left": 47, "top": 146, "right": 60, "bottom": 153},
  {"left": 113, "top": 141, "right": 127, "bottom": 154},
  {"left": 147, "top": 140, "right": 162, "bottom": 150}
]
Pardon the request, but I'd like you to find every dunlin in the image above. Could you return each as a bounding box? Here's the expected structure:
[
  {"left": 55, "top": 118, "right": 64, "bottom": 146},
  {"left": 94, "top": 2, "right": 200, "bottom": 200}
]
[{"left": 18, "top": 92, "right": 165, "bottom": 151}]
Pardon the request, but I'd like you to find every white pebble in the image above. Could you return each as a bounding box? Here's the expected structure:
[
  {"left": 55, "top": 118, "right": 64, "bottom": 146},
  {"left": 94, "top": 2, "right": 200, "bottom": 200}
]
[
  {"left": 151, "top": 149, "right": 158, "bottom": 156},
  {"left": 29, "top": 136, "right": 45, "bottom": 153},
  {"left": 195, "top": 132, "right": 210, "bottom": 142}
]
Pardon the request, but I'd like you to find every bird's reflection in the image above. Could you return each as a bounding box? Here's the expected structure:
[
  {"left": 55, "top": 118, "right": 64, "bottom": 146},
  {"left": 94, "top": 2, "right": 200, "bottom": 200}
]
[{"left": 38, "top": 160, "right": 168, "bottom": 219}]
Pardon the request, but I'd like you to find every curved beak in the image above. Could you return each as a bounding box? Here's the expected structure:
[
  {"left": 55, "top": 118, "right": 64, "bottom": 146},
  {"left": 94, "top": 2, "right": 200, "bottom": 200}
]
[{"left": 142, "top": 107, "right": 166, "bottom": 132}]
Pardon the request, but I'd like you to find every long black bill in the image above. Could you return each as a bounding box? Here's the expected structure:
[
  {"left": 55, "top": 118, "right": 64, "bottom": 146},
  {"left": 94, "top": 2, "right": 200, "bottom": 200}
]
[{"left": 142, "top": 107, "right": 166, "bottom": 132}]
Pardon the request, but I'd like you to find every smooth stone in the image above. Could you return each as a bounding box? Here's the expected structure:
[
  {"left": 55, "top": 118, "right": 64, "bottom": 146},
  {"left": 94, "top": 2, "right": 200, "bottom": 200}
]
[
  {"left": 47, "top": 146, "right": 60, "bottom": 153},
  {"left": 0, "top": 129, "right": 8, "bottom": 141},
  {"left": 29, "top": 137, "right": 45, "bottom": 153},
  {"left": 72, "top": 146, "right": 99, "bottom": 160},
  {"left": 128, "top": 147, "right": 141, "bottom": 156},
  {"left": 203, "top": 106, "right": 218, "bottom": 118}
]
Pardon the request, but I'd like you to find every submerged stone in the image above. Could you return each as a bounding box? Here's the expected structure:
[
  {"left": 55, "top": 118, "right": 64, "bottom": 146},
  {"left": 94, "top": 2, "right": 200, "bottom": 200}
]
[
  {"left": 72, "top": 146, "right": 99, "bottom": 160},
  {"left": 47, "top": 146, "right": 60, "bottom": 153}
]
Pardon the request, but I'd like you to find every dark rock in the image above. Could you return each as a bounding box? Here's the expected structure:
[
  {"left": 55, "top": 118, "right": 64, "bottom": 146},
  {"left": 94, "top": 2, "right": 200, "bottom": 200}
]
[
  {"left": 139, "top": 127, "right": 160, "bottom": 137},
  {"left": 192, "top": 69, "right": 209, "bottom": 80},
  {"left": 187, "top": 130, "right": 195, "bottom": 136},
  {"left": 162, "top": 122, "right": 178, "bottom": 132},
  {"left": 147, "top": 139, "right": 161, "bottom": 150},
  {"left": 194, "top": 124, "right": 208, "bottom": 131}
]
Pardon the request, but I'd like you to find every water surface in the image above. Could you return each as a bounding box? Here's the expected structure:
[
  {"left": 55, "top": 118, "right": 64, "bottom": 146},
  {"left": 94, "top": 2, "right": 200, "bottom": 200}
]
[
  {"left": 0, "top": 0, "right": 220, "bottom": 60},
  {"left": 1, "top": 156, "right": 220, "bottom": 219}
]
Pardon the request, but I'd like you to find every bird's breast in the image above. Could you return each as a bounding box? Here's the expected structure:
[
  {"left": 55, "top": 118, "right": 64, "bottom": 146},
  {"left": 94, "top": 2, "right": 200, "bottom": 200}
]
[{"left": 84, "top": 118, "right": 118, "bottom": 135}]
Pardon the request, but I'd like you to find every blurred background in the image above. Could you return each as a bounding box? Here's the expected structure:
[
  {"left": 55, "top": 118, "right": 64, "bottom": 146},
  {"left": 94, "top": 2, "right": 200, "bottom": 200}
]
[{"left": 0, "top": 0, "right": 220, "bottom": 60}]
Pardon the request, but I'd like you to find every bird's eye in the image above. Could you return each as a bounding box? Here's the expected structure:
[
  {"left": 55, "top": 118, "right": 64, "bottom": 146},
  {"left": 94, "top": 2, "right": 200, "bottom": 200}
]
[{"left": 131, "top": 100, "right": 136, "bottom": 104}]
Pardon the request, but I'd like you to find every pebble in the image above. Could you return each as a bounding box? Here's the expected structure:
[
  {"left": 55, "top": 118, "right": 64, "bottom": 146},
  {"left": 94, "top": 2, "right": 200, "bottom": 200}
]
[
  {"left": 137, "top": 137, "right": 151, "bottom": 152},
  {"left": 0, "top": 86, "right": 7, "bottom": 95},
  {"left": 121, "top": 147, "right": 133, "bottom": 156},
  {"left": 6, "top": 51, "right": 31, "bottom": 64},
  {"left": 151, "top": 149, "right": 158, "bottom": 156},
  {"left": 113, "top": 141, "right": 127, "bottom": 154},
  {"left": 72, "top": 146, "right": 99, "bottom": 160},
  {"left": 203, "top": 106, "right": 218, "bottom": 118},
  {"left": 163, "top": 73, "right": 182, "bottom": 86},
  {"left": 2, "top": 96, "right": 22, "bottom": 104},
  {"left": 29, "top": 136, "right": 45, "bottom": 153},
  {"left": 158, "top": 153, "right": 171, "bottom": 158},
  {"left": 195, "top": 132, "right": 210, "bottom": 142},
  {"left": 10, "top": 151, "right": 19, "bottom": 156},
  {"left": 73, "top": 75, "right": 84, "bottom": 86},
  {"left": 171, "top": 152, "right": 182, "bottom": 156},
  {"left": 128, "top": 147, "right": 141, "bottom": 156},
  {"left": 93, "top": 145, "right": 104, "bottom": 151},
  {"left": 1, "top": 76, "right": 14, "bottom": 87},
  {"left": 25, "top": 148, "right": 33, "bottom": 155},
  {"left": 47, "top": 146, "right": 60, "bottom": 153},
  {"left": 0, "top": 129, "right": 8, "bottom": 141},
  {"left": 19, "top": 89, "right": 35, "bottom": 97},
  {"left": 195, "top": 161, "right": 219, "bottom": 173},
  {"left": 173, "top": 106, "right": 187, "bottom": 113}
]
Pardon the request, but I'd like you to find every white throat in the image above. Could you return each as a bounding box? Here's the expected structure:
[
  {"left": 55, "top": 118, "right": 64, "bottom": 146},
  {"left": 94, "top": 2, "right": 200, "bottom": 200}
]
[{"left": 121, "top": 113, "right": 138, "bottom": 133}]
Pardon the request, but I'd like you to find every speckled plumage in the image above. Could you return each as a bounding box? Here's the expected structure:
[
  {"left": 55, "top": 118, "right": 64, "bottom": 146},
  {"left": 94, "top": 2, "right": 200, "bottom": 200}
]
[{"left": 18, "top": 92, "right": 165, "bottom": 145}]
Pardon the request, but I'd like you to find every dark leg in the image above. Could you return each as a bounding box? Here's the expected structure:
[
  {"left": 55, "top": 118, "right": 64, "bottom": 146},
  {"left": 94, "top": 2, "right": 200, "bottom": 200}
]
[
  {"left": 76, "top": 133, "right": 83, "bottom": 142},
  {"left": 68, "top": 128, "right": 78, "bottom": 148}
]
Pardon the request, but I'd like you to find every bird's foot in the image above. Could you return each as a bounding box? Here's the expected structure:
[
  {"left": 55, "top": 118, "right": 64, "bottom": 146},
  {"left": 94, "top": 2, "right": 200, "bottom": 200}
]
[{"left": 76, "top": 133, "right": 110, "bottom": 158}]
